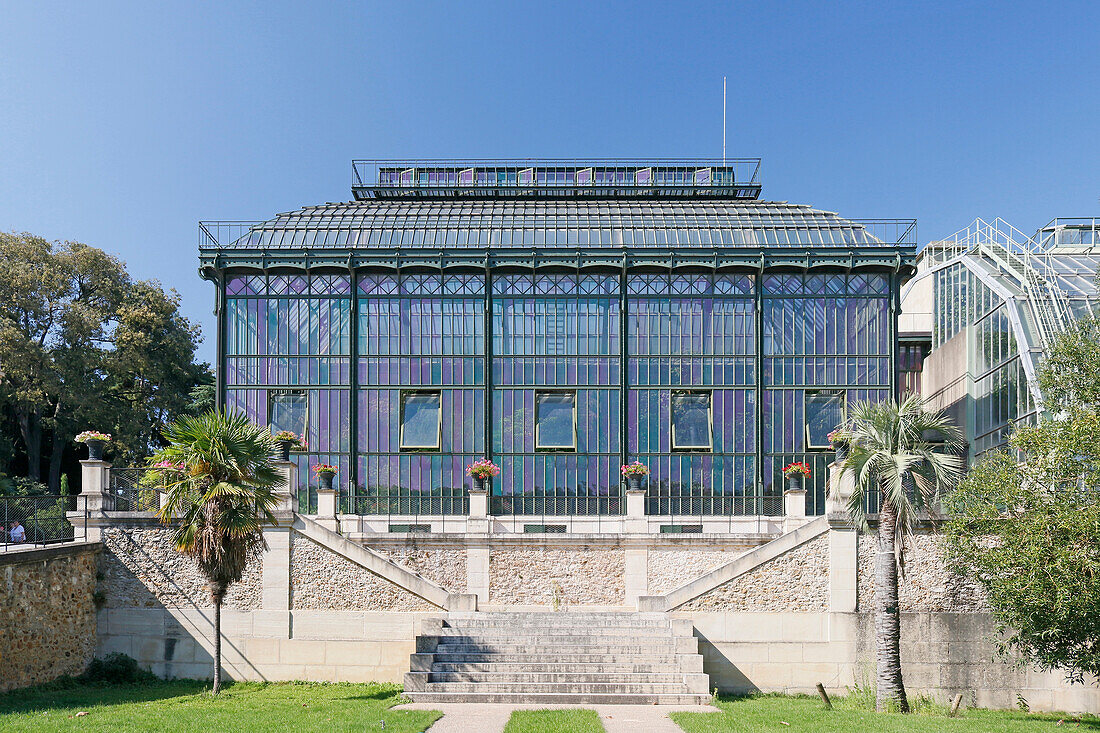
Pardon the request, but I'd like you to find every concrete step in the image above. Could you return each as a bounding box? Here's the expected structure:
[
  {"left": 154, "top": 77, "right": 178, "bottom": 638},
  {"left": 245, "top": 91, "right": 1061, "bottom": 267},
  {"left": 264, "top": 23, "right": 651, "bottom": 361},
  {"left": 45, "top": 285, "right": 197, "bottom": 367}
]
[
  {"left": 429, "top": 661, "right": 697, "bottom": 673},
  {"left": 403, "top": 691, "right": 713, "bottom": 705},
  {"left": 427, "top": 672, "right": 690, "bottom": 684},
  {"left": 433, "top": 641, "right": 695, "bottom": 655},
  {"left": 416, "top": 681, "right": 694, "bottom": 694},
  {"left": 427, "top": 652, "right": 689, "bottom": 664},
  {"left": 437, "top": 634, "right": 679, "bottom": 646},
  {"left": 439, "top": 626, "right": 674, "bottom": 637}
]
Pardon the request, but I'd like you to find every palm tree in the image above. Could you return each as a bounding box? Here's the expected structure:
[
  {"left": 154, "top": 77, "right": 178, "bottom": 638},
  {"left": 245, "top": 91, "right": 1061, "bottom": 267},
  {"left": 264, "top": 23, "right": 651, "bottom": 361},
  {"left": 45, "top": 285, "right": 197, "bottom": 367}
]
[
  {"left": 150, "top": 410, "right": 283, "bottom": 694},
  {"left": 835, "top": 394, "right": 964, "bottom": 712}
]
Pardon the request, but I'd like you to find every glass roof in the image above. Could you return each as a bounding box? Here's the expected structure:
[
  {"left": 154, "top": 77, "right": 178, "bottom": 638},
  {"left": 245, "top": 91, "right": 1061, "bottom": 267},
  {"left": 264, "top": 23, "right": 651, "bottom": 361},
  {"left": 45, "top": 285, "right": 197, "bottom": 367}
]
[{"left": 203, "top": 200, "right": 913, "bottom": 251}]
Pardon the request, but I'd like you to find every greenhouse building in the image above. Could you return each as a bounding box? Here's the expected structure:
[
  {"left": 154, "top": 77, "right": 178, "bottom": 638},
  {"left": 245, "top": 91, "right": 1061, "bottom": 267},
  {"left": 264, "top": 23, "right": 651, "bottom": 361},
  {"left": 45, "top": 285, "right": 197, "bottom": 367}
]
[{"left": 199, "top": 159, "right": 919, "bottom": 530}]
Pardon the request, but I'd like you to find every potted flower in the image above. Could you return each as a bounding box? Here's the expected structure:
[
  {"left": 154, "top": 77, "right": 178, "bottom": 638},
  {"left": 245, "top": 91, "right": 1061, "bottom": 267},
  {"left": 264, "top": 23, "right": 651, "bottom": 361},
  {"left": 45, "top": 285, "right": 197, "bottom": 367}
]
[
  {"left": 272, "top": 430, "right": 306, "bottom": 461},
  {"left": 620, "top": 461, "right": 650, "bottom": 491},
  {"left": 466, "top": 458, "right": 500, "bottom": 492},
  {"left": 827, "top": 428, "right": 852, "bottom": 462},
  {"left": 782, "top": 462, "right": 811, "bottom": 492},
  {"left": 312, "top": 463, "right": 338, "bottom": 490},
  {"left": 76, "top": 431, "right": 112, "bottom": 461}
]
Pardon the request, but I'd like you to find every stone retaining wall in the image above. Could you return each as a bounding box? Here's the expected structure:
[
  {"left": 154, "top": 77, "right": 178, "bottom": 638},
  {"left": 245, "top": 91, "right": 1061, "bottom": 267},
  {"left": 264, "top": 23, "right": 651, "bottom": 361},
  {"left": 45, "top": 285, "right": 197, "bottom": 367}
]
[
  {"left": 0, "top": 543, "right": 99, "bottom": 691},
  {"left": 856, "top": 531, "right": 987, "bottom": 613}
]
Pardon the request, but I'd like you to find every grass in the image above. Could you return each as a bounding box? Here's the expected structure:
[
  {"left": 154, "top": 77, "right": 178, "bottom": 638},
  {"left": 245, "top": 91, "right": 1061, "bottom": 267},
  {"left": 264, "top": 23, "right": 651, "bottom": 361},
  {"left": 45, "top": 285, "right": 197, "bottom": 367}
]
[
  {"left": 671, "top": 693, "right": 1100, "bottom": 733},
  {"left": 0, "top": 679, "right": 441, "bottom": 733},
  {"left": 503, "top": 709, "right": 605, "bottom": 732}
]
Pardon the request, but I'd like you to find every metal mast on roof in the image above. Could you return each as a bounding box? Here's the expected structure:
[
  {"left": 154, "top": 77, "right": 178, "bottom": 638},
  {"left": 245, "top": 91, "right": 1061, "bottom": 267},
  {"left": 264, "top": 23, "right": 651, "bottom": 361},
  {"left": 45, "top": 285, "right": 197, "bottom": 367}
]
[{"left": 722, "top": 77, "right": 727, "bottom": 164}]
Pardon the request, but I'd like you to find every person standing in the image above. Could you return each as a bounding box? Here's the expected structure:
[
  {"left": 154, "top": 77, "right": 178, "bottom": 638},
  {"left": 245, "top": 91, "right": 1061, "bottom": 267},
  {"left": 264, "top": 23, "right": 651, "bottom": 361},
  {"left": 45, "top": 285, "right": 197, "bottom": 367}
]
[{"left": 8, "top": 520, "right": 26, "bottom": 544}]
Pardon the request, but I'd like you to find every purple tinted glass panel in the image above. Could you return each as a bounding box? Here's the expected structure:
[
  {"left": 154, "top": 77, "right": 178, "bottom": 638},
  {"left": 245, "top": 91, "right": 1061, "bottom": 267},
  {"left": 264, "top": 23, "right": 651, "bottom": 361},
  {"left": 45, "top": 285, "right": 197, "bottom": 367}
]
[
  {"left": 493, "top": 299, "right": 619, "bottom": 356},
  {"left": 492, "top": 357, "right": 619, "bottom": 386},
  {"left": 628, "top": 299, "right": 754, "bottom": 356}
]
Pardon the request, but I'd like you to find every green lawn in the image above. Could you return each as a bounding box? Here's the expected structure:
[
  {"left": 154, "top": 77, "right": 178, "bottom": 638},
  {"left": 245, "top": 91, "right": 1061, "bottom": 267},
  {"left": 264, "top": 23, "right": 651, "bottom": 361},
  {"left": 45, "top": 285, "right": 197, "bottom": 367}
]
[
  {"left": 671, "top": 693, "right": 1100, "bottom": 733},
  {"left": 0, "top": 680, "right": 440, "bottom": 733},
  {"left": 504, "top": 709, "right": 604, "bottom": 733}
]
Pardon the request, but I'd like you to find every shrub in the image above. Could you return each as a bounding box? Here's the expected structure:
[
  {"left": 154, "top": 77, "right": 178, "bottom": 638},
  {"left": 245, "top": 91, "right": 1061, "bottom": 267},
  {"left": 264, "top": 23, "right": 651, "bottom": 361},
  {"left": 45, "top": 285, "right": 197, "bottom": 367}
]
[{"left": 82, "top": 653, "right": 157, "bottom": 684}]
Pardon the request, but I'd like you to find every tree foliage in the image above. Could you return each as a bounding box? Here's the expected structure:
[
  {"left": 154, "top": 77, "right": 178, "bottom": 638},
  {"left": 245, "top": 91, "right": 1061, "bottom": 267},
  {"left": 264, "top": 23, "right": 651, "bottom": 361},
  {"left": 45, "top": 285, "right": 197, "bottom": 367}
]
[
  {"left": 944, "top": 316, "right": 1100, "bottom": 683},
  {"left": 0, "top": 231, "right": 210, "bottom": 488},
  {"left": 943, "top": 410, "right": 1100, "bottom": 683}
]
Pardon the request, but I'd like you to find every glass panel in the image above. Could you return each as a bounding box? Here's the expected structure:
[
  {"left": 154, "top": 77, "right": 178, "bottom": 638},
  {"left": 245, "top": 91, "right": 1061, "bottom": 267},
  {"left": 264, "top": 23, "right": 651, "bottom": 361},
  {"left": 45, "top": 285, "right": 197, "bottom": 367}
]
[
  {"left": 270, "top": 392, "right": 307, "bottom": 436},
  {"left": 805, "top": 391, "right": 844, "bottom": 448},
  {"left": 400, "top": 392, "right": 441, "bottom": 449},
  {"left": 671, "top": 392, "right": 712, "bottom": 450},
  {"left": 535, "top": 392, "right": 576, "bottom": 450}
]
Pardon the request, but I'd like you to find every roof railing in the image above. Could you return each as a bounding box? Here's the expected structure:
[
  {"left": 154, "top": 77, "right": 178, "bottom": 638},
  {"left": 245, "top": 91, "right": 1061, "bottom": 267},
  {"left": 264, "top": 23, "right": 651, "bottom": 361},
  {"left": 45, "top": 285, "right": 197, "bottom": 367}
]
[{"left": 350, "top": 158, "right": 763, "bottom": 200}]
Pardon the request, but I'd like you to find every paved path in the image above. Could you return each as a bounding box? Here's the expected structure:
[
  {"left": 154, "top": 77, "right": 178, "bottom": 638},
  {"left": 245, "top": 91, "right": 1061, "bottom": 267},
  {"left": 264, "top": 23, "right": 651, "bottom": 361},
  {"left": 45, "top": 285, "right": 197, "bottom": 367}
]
[{"left": 392, "top": 702, "right": 717, "bottom": 733}]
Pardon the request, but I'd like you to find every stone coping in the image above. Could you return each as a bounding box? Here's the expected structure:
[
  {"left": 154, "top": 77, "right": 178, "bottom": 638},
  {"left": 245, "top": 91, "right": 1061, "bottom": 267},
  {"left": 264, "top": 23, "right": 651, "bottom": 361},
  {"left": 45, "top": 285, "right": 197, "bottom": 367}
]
[
  {"left": 351, "top": 532, "right": 777, "bottom": 549},
  {"left": 0, "top": 541, "right": 101, "bottom": 566}
]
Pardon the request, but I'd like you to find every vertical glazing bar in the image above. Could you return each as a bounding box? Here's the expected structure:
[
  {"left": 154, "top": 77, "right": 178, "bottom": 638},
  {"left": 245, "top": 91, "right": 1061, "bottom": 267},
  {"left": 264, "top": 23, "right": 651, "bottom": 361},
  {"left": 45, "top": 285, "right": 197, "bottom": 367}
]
[
  {"left": 889, "top": 271, "right": 899, "bottom": 400},
  {"left": 484, "top": 262, "right": 493, "bottom": 506},
  {"left": 755, "top": 269, "right": 765, "bottom": 516},
  {"left": 619, "top": 259, "right": 628, "bottom": 478},
  {"left": 349, "top": 266, "right": 359, "bottom": 509},
  {"left": 215, "top": 271, "right": 227, "bottom": 409}
]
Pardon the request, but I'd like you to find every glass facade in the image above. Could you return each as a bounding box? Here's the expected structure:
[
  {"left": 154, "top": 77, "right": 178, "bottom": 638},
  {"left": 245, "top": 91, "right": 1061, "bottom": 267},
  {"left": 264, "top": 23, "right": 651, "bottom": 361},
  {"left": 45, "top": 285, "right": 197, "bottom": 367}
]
[{"left": 205, "top": 160, "right": 916, "bottom": 519}]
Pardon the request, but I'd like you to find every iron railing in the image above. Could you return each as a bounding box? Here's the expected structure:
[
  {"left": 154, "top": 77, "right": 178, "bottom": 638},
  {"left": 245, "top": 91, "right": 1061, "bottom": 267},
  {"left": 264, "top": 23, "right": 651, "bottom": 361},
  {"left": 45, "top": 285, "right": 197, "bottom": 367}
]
[
  {"left": 109, "top": 467, "right": 165, "bottom": 512},
  {"left": 344, "top": 487, "right": 469, "bottom": 516},
  {"left": 645, "top": 492, "right": 784, "bottom": 517},
  {"left": 489, "top": 493, "right": 624, "bottom": 517},
  {"left": 1, "top": 495, "right": 85, "bottom": 551}
]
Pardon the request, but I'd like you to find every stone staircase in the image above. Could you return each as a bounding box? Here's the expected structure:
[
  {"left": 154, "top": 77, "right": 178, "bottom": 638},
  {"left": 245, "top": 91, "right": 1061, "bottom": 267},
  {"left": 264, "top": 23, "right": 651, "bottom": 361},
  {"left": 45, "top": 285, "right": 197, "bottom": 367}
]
[{"left": 404, "top": 612, "right": 710, "bottom": 704}]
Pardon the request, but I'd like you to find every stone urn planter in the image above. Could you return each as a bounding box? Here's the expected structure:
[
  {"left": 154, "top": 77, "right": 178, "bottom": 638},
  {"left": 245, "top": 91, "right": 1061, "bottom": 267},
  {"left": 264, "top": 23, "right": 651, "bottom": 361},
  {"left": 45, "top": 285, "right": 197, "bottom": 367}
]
[
  {"left": 276, "top": 440, "right": 293, "bottom": 461},
  {"left": 471, "top": 475, "right": 488, "bottom": 493},
  {"left": 317, "top": 471, "right": 335, "bottom": 490},
  {"left": 466, "top": 459, "right": 500, "bottom": 494},
  {"left": 620, "top": 461, "right": 649, "bottom": 493},
  {"left": 312, "top": 464, "right": 338, "bottom": 491},
  {"left": 86, "top": 439, "right": 106, "bottom": 461},
  {"left": 626, "top": 475, "right": 644, "bottom": 492},
  {"left": 786, "top": 473, "right": 803, "bottom": 492},
  {"left": 782, "top": 462, "right": 811, "bottom": 493},
  {"left": 76, "top": 431, "right": 111, "bottom": 461}
]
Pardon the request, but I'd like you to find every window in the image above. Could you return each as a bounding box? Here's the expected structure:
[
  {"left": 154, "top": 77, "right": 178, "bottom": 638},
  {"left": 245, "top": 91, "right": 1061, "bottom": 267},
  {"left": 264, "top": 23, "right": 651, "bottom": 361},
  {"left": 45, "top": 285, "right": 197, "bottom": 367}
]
[
  {"left": 806, "top": 390, "right": 845, "bottom": 449},
  {"left": 535, "top": 392, "right": 576, "bottom": 450},
  {"left": 400, "top": 391, "right": 441, "bottom": 450},
  {"left": 270, "top": 391, "right": 307, "bottom": 438},
  {"left": 671, "top": 391, "right": 712, "bottom": 451}
]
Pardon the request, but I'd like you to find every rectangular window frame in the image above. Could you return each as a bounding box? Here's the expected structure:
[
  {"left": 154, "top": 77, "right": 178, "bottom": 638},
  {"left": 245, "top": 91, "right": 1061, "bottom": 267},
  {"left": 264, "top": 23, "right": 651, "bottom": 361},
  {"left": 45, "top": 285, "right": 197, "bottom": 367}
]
[
  {"left": 269, "top": 389, "right": 308, "bottom": 446},
  {"left": 534, "top": 390, "right": 577, "bottom": 452},
  {"left": 399, "top": 389, "right": 443, "bottom": 452},
  {"left": 805, "top": 389, "right": 846, "bottom": 450},
  {"left": 670, "top": 390, "right": 713, "bottom": 452}
]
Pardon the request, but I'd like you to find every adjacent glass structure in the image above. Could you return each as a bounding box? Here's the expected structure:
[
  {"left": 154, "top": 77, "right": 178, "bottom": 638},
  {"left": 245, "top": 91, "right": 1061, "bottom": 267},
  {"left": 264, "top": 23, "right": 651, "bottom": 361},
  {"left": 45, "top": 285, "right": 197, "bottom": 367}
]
[
  {"left": 202, "top": 159, "right": 917, "bottom": 517},
  {"left": 915, "top": 218, "right": 1100, "bottom": 457}
]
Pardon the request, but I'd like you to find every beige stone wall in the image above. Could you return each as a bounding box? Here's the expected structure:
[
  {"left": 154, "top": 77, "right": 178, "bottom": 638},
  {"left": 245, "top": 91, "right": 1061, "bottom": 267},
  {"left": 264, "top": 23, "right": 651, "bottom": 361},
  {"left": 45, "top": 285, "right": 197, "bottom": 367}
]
[
  {"left": 0, "top": 544, "right": 99, "bottom": 691},
  {"left": 677, "top": 534, "right": 829, "bottom": 612},
  {"left": 289, "top": 533, "right": 436, "bottom": 611},
  {"left": 489, "top": 549, "right": 625, "bottom": 607},
  {"left": 100, "top": 526, "right": 262, "bottom": 610},
  {"left": 857, "top": 532, "right": 987, "bottom": 613},
  {"left": 647, "top": 549, "right": 749, "bottom": 595},
  {"left": 679, "top": 610, "right": 1100, "bottom": 714}
]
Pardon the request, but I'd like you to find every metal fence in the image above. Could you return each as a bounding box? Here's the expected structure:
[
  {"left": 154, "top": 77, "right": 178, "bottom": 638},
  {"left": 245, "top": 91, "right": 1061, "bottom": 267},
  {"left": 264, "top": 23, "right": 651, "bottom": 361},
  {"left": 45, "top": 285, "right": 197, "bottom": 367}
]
[
  {"left": 0, "top": 495, "right": 85, "bottom": 551},
  {"left": 108, "top": 467, "right": 164, "bottom": 512},
  {"left": 489, "top": 494, "right": 624, "bottom": 517},
  {"left": 645, "top": 491, "right": 784, "bottom": 517}
]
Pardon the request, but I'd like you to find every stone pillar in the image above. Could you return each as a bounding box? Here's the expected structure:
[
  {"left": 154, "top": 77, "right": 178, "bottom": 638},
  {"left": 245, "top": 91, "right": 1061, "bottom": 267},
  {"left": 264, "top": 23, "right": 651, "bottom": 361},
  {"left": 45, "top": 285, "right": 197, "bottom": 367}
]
[
  {"left": 782, "top": 487, "right": 808, "bottom": 533},
  {"left": 467, "top": 488, "right": 490, "bottom": 534},
  {"left": 316, "top": 488, "right": 338, "bottom": 532},
  {"left": 70, "top": 460, "right": 112, "bottom": 541},
  {"left": 466, "top": 546, "right": 489, "bottom": 605},
  {"left": 826, "top": 460, "right": 858, "bottom": 612},
  {"left": 624, "top": 488, "right": 647, "bottom": 533},
  {"left": 624, "top": 547, "right": 649, "bottom": 607},
  {"left": 257, "top": 460, "right": 296, "bottom": 638}
]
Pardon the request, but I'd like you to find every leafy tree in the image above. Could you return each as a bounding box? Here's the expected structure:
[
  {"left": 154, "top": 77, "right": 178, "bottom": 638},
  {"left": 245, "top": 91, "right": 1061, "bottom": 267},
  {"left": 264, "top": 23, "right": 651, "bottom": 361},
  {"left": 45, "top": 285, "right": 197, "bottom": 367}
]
[
  {"left": 152, "top": 410, "right": 282, "bottom": 694},
  {"left": 1037, "top": 316, "right": 1100, "bottom": 413},
  {"left": 0, "top": 232, "right": 205, "bottom": 488},
  {"left": 835, "top": 395, "right": 964, "bottom": 712},
  {"left": 943, "top": 318, "right": 1100, "bottom": 683}
]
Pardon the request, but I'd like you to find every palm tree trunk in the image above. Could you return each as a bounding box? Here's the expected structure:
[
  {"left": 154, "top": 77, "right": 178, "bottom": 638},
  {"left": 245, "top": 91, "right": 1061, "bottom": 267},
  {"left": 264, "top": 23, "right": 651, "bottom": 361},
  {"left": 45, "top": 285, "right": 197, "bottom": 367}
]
[
  {"left": 212, "top": 598, "right": 222, "bottom": 695},
  {"left": 876, "top": 497, "right": 909, "bottom": 712}
]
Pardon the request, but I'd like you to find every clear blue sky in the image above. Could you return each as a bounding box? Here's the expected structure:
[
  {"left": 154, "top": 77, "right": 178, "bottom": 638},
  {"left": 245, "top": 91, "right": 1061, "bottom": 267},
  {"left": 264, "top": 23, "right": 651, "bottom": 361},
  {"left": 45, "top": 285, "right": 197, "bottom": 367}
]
[{"left": 2, "top": 1, "right": 1097, "bottom": 363}]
